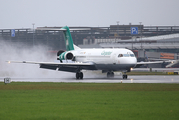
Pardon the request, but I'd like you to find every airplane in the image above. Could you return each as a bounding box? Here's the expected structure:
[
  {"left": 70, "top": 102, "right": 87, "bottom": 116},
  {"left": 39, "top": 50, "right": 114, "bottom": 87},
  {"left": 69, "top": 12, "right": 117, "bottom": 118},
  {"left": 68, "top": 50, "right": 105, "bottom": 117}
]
[{"left": 7, "top": 26, "right": 173, "bottom": 79}]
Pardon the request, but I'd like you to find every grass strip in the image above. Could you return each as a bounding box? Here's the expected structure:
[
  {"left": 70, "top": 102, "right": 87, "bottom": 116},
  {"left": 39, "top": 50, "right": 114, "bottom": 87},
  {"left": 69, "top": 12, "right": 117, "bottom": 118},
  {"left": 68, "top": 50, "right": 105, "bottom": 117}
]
[{"left": 0, "top": 82, "right": 179, "bottom": 120}]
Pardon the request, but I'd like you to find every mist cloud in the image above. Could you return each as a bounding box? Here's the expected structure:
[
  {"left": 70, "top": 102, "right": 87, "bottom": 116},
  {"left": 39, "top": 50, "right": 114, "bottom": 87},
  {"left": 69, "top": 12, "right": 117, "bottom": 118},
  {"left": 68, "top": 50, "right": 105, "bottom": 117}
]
[
  {"left": 0, "top": 40, "right": 74, "bottom": 79},
  {"left": 0, "top": 39, "right": 110, "bottom": 80}
]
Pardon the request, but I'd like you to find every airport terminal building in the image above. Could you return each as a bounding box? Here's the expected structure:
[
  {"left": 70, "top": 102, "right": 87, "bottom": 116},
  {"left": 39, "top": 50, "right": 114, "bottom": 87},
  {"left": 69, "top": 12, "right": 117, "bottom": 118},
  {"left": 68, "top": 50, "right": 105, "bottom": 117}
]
[{"left": 1, "top": 24, "right": 179, "bottom": 67}]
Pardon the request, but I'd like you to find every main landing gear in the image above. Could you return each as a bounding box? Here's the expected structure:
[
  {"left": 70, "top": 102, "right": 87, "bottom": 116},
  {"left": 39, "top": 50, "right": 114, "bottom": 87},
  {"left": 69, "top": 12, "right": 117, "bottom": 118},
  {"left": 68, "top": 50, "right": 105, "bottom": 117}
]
[
  {"left": 76, "top": 72, "right": 83, "bottom": 79},
  {"left": 106, "top": 71, "right": 128, "bottom": 79},
  {"left": 107, "top": 71, "right": 114, "bottom": 78}
]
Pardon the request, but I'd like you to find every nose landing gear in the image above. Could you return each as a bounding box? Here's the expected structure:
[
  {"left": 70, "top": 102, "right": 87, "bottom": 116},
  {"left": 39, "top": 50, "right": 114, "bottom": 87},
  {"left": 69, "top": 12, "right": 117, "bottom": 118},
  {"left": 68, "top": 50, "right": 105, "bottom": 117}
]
[
  {"left": 122, "top": 74, "right": 128, "bottom": 79},
  {"left": 122, "top": 71, "right": 128, "bottom": 79}
]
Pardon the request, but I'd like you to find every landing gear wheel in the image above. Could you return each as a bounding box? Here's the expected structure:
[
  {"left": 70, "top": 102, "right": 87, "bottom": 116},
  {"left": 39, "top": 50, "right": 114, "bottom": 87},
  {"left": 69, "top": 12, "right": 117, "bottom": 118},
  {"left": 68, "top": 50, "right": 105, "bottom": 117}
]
[
  {"left": 79, "top": 72, "right": 83, "bottom": 79},
  {"left": 76, "top": 72, "right": 83, "bottom": 79},
  {"left": 111, "top": 72, "right": 114, "bottom": 78},
  {"left": 107, "top": 72, "right": 114, "bottom": 78},
  {"left": 123, "top": 74, "right": 127, "bottom": 79},
  {"left": 76, "top": 72, "right": 80, "bottom": 79},
  {"left": 107, "top": 72, "right": 110, "bottom": 78}
]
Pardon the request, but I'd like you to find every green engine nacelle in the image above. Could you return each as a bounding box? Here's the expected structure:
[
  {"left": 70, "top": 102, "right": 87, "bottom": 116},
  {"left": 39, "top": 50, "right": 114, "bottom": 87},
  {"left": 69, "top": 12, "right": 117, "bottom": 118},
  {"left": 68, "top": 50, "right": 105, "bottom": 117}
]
[
  {"left": 59, "top": 52, "right": 67, "bottom": 60},
  {"left": 57, "top": 50, "right": 74, "bottom": 61}
]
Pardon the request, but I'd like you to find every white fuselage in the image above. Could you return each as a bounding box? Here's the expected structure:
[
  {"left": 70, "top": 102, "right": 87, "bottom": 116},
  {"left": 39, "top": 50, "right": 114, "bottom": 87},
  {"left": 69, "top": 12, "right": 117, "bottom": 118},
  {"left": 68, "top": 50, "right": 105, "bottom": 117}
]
[{"left": 70, "top": 48, "right": 137, "bottom": 71}]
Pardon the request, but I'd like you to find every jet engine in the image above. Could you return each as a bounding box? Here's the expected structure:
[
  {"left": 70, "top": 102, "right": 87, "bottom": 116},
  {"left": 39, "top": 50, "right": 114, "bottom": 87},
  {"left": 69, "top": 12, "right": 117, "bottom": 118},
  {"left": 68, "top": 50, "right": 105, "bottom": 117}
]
[
  {"left": 57, "top": 50, "right": 65, "bottom": 60},
  {"left": 57, "top": 50, "right": 74, "bottom": 61},
  {"left": 66, "top": 52, "right": 74, "bottom": 59}
]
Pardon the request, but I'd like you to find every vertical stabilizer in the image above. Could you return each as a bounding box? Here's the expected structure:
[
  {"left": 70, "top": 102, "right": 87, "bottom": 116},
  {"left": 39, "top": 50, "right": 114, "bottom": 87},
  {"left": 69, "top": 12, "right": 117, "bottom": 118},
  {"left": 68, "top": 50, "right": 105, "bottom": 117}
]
[
  {"left": 61, "top": 26, "right": 74, "bottom": 51},
  {"left": 73, "top": 44, "right": 81, "bottom": 50}
]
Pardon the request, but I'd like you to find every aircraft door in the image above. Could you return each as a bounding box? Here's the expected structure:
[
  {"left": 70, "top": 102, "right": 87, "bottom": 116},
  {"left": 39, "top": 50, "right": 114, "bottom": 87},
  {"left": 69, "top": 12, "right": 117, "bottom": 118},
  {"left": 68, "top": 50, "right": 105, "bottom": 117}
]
[{"left": 112, "top": 53, "right": 117, "bottom": 64}]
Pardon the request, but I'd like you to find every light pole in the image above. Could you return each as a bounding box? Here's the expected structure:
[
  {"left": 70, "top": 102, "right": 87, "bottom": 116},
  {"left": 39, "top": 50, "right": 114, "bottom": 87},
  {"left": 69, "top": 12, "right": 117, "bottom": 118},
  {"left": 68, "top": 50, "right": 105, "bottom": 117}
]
[
  {"left": 139, "top": 22, "right": 142, "bottom": 49},
  {"left": 32, "top": 23, "right": 35, "bottom": 46},
  {"left": 117, "top": 21, "right": 119, "bottom": 35},
  {"left": 116, "top": 21, "right": 119, "bottom": 42},
  {"left": 139, "top": 22, "right": 142, "bottom": 39}
]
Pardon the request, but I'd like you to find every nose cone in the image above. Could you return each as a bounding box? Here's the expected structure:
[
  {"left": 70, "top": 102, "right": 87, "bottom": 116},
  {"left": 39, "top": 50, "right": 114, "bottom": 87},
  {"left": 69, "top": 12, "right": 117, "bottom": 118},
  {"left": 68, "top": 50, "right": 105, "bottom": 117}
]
[
  {"left": 132, "top": 57, "right": 137, "bottom": 64},
  {"left": 133, "top": 57, "right": 137, "bottom": 67},
  {"left": 130, "top": 57, "right": 137, "bottom": 68}
]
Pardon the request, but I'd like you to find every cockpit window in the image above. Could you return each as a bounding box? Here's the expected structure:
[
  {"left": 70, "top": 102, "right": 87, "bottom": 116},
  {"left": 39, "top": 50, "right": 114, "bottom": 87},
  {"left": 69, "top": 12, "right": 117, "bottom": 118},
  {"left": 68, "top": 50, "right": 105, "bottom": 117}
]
[
  {"left": 118, "top": 54, "right": 123, "bottom": 57},
  {"left": 130, "top": 54, "right": 135, "bottom": 57},
  {"left": 118, "top": 54, "right": 135, "bottom": 57},
  {"left": 123, "top": 54, "right": 130, "bottom": 57}
]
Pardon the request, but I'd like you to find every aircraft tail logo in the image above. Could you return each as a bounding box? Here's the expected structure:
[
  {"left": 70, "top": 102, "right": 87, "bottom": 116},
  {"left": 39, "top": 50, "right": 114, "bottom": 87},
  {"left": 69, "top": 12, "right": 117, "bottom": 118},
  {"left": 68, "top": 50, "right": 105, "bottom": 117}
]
[{"left": 61, "top": 26, "right": 74, "bottom": 51}]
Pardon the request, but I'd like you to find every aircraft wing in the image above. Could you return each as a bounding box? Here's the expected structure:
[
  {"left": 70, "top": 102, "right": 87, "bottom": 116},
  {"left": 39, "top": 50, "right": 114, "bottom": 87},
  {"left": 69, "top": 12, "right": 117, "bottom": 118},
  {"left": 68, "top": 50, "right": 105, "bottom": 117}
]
[
  {"left": 137, "top": 60, "right": 176, "bottom": 65},
  {"left": 137, "top": 61, "right": 165, "bottom": 65},
  {"left": 7, "top": 61, "right": 97, "bottom": 72},
  {"left": 136, "top": 60, "right": 175, "bottom": 68}
]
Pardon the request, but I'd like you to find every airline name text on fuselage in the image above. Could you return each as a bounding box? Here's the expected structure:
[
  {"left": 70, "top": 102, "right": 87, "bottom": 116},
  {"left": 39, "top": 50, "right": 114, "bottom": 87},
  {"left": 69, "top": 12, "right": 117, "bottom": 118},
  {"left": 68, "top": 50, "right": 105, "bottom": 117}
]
[{"left": 101, "top": 51, "right": 112, "bottom": 56}]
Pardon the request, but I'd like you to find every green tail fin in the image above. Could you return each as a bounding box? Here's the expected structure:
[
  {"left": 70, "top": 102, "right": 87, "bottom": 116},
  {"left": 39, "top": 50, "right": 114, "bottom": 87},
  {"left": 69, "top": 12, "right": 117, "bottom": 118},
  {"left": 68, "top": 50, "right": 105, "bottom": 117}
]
[{"left": 61, "top": 26, "right": 74, "bottom": 51}]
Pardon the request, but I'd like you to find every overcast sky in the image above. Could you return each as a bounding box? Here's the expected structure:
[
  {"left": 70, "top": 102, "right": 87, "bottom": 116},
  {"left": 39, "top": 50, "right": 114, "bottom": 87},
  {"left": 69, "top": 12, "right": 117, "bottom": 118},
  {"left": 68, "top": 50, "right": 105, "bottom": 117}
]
[{"left": 0, "top": 0, "right": 179, "bottom": 29}]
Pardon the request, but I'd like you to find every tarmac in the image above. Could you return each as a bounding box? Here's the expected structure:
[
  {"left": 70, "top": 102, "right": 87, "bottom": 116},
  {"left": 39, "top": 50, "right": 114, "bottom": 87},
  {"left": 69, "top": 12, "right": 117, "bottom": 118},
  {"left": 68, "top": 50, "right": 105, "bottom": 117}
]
[{"left": 0, "top": 75, "right": 179, "bottom": 83}]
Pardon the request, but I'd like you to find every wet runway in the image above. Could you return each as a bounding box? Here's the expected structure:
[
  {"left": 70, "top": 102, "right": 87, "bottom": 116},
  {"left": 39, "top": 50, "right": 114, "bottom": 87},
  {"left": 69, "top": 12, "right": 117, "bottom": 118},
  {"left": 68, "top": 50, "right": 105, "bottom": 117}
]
[{"left": 0, "top": 75, "right": 179, "bottom": 83}]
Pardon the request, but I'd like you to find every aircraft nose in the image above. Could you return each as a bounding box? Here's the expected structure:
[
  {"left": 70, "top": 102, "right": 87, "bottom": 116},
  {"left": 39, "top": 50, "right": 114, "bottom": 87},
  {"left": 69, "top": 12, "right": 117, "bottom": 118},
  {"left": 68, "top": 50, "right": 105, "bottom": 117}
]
[
  {"left": 133, "top": 57, "right": 137, "bottom": 64},
  {"left": 131, "top": 57, "right": 137, "bottom": 66}
]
